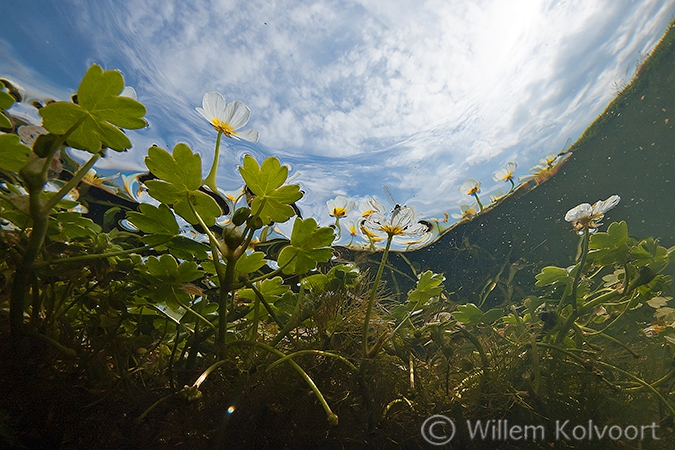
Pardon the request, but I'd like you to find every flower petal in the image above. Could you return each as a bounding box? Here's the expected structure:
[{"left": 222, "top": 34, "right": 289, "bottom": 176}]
[
  {"left": 564, "top": 203, "right": 592, "bottom": 222},
  {"left": 195, "top": 91, "right": 226, "bottom": 123},
  {"left": 227, "top": 100, "right": 252, "bottom": 129},
  {"left": 592, "top": 195, "right": 620, "bottom": 215},
  {"left": 236, "top": 128, "right": 259, "bottom": 142}
]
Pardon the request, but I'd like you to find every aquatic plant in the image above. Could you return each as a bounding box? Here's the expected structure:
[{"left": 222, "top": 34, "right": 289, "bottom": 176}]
[
  {"left": 196, "top": 91, "right": 259, "bottom": 194},
  {"left": 493, "top": 161, "right": 517, "bottom": 192},
  {"left": 459, "top": 178, "right": 483, "bottom": 212},
  {"left": 2, "top": 64, "right": 674, "bottom": 448},
  {"left": 327, "top": 195, "right": 355, "bottom": 240}
]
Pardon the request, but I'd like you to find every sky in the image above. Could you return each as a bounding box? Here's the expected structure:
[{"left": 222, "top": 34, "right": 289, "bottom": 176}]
[{"left": 1, "top": 0, "right": 674, "bottom": 249}]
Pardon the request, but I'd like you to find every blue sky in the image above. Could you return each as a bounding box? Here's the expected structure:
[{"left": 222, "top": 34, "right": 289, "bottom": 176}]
[{"left": 2, "top": 0, "right": 674, "bottom": 248}]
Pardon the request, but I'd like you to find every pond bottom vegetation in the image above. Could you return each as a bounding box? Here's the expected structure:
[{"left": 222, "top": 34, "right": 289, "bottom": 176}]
[{"left": 1, "top": 66, "right": 675, "bottom": 449}]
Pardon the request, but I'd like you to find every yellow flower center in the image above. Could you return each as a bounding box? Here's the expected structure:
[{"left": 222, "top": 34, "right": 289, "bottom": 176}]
[
  {"left": 380, "top": 225, "right": 405, "bottom": 236},
  {"left": 212, "top": 119, "right": 236, "bottom": 137},
  {"left": 331, "top": 207, "right": 348, "bottom": 218},
  {"left": 467, "top": 186, "right": 480, "bottom": 195}
]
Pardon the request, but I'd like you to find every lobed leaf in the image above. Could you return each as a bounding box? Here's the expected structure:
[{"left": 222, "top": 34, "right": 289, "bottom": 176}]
[
  {"left": 126, "top": 203, "right": 180, "bottom": 236},
  {"left": 0, "top": 133, "right": 31, "bottom": 172},
  {"left": 277, "top": 218, "right": 334, "bottom": 274},
  {"left": 239, "top": 155, "right": 303, "bottom": 224},
  {"left": 39, "top": 64, "right": 146, "bottom": 153}
]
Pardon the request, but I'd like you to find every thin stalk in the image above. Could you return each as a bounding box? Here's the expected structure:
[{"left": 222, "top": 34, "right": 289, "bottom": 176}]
[
  {"left": 266, "top": 350, "right": 358, "bottom": 372},
  {"left": 333, "top": 216, "right": 342, "bottom": 240},
  {"left": 204, "top": 130, "right": 223, "bottom": 194},
  {"left": 362, "top": 234, "right": 393, "bottom": 357},
  {"left": 530, "top": 333, "right": 541, "bottom": 395},
  {"left": 231, "top": 340, "right": 339, "bottom": 425},
  {"left": 40, "top": 152, "right": 101, "bottom": 214},
  {"left": 554, "top": 228, "right": 590, "bottom": 343},
  {"left": 457, "top": 326, "right": 490, "bottom": 373},
  {"left": 595, "top": 360, "right": 675, "bottom": 417},
  {"left": 569, "top": 227, "right": 590, "bottom": 314},
  {"left": 472, "top": 192, "right": 484, "bottom": 212},
  {"left": 33, "top": 239, "right": 170, "bottom": 268}
]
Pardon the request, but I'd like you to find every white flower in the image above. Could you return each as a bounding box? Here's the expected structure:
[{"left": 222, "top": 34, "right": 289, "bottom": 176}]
[
  {"left": 493, "top": 162, "right": 517, "bottom": 183},
  {"left": 451, "top": 203, "right": 479, "bottom": 220},
  {"left": 359, "top": 197, "right": 386, "bottom": 218},
  {"left": 565, "top": 195, "right": 620, "bottom": 233},
  {"left": 327, "top": 195, "right": 356, "bottom": 218},
  {"left": 363, "top": 204, "right": 428, "bottom": 237},
  {"left": 459, "top": 178, "right": 481, "bottom": 196},
  {"left": 196, "top": 91, "right": 259, "bottom": 142}
]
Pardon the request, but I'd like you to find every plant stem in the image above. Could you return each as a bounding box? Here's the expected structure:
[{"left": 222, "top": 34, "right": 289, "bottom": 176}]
[
  {"left": 204, "top": 130, "right": 223, "bottom": 194},
  {"left": 362, "top": 234, "right": 393, "bottom": 357}
]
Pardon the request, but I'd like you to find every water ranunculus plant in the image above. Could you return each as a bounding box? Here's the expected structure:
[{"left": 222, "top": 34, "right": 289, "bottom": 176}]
[
  {"left": 196, "top": 92, "right": 259, "bottom": 141},
  {"left": 197, "top": 92, "right": 259, "bottom": 193},
  {"left": 459, "top": 178, "right": 484, "bottom": 212},
  {"left": 493, "top": 161, "right": 517, "bottom": 192},
  {"left": 327, "top": 195, "right": 356, "bottom": 240},
  {"left": 565, "top": 194, "right": 620, "bottom": 234}
]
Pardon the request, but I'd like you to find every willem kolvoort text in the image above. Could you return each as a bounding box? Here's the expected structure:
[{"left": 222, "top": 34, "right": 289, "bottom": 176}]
[{"left": 465, "top": 419, "right": 660, "bottom": 442}]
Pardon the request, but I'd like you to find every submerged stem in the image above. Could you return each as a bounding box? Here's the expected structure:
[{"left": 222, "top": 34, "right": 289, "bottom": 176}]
[{"left": 362, "top": 234, "right": 393, "bottom": 357}]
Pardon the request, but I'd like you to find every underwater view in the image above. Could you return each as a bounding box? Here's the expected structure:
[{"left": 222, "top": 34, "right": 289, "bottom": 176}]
[{"left": 1, "top": 1, "right": 675, "bottom": 449}]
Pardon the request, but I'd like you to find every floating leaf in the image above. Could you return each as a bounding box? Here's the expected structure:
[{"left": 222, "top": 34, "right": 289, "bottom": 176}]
[
  {"left": 0, "top": 90, "right": 14, "bottom": 128},
  {"left": 277, "top": 218, "right": 334, "bottom": 274},
  {"left": 238, "top": 155, "right": 303, "bottom": 224},
  {"left": 0, "top": 90, "right": 14, "bottom": 110},
  {"left": 39, "top": 64, "right": 146, "bottom": 152},
  {"left": 647, "top": 296, "right": 671, "bottom": 309}
]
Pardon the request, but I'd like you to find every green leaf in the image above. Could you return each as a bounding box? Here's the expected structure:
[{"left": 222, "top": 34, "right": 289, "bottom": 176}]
[
  {"left": 236, "top": 251, "right": 267, "bottom": 274},
  {"left": 239, "top": 155, "right": 303, "bottom": 224},
  {"left": 173, "top": 190, "right": 222, "bottom": 226},
  {"left": 407, "top": 270, "right": 444, "bottom": 305},
  {"left": 144, "top": 144, "right": 221, "bottom": 226},
  {"left": 0, "top": 113, "right": 10, "bottom": 129},
  {"left": 535, "top": 266, "right": 571, "bottom": 287},
  {"left": 39, "top": 64, "right": 146, "bottom": 153},
  {"left": 589, "top": 221, "right": 628, "bottom": 249},
  {"left": 277, "top": 218, "right": 334, "bottom": 274},
  {"left": 0, "top": 133, "right": 31, "bottom": 172},
  {"left": 126, "top": 203, "right": 180, "bottom": 236},
  {"left": 145, "top": 144, "right": 202, "bottom": 191},
  {"left": 239, "top": 276, "right": 290, "bottom": 302},
  {"left": 144, "top": 179, "right": 183, "bottom": 204},
  {"left": 144, "top": 254, "right": 202, "bottom": 284},
  {"left": 452, "top": 303, "right": 484, "bottom": 326},
  {"left": 49, "top": 212, "right": 102, "bottom": 239},
  {"left": 0, "top": 90, "right": 14, "bottom": 110}
]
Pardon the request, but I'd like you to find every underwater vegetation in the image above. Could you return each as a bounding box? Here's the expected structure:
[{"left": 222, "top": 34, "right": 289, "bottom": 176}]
[{"left": 1, "top": 41, "right": 675, "bottom": 449}]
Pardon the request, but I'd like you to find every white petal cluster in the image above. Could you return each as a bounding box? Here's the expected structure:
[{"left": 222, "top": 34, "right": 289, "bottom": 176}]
[
  {"left": 196, "top": 92, "right": 259, "bottom": 142},
  {"left": 363, "top": 204, "right": 428, "bottom": 237}
]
